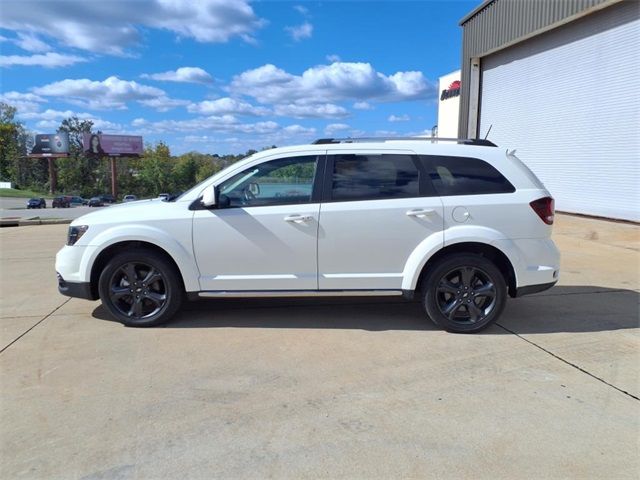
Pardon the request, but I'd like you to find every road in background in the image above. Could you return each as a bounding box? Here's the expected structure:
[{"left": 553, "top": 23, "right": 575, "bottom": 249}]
[{"left": 0, "top": 197, "right": 111, "bottom": 221}]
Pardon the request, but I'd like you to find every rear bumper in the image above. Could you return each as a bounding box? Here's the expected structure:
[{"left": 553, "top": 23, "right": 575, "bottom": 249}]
[
  {"left": 493, "top": 238, "right": 560, "bottom": 289},
  {"left": 514, "top": 281, "right": 557, "bottom": 297},
  {"left": 57, "top": 273, "right": 97, "bottom": 300}
]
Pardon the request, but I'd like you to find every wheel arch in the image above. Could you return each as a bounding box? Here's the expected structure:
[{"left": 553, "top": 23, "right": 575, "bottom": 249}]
[
  {"left": 413, "top": 242, "right": 517, "bottom": 298},
  {"left": 89, "top": 240, "right": 187, "bottom": 300}
]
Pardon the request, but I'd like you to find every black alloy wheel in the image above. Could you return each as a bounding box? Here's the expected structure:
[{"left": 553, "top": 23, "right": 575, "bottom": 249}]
[
  {"left": 108, "top": 262, "right": 167, "bottom": 319},
  {"left": 423, "top": 254, "right": 506, "bottom": 333},
  {"left": 435, "top": 266, "right": 497, "bottom": 324},
  {"left": 98, "top": 249, "right": 183, "bottom": 327}
]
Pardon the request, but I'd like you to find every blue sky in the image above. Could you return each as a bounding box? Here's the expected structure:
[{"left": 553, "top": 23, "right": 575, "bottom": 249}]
[{"left": 0, "top": 0, "right": 475, "bottom": 155}]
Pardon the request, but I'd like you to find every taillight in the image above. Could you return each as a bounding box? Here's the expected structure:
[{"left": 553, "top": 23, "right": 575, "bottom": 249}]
[{"left": 530, "top": 197, "right": 555, "bottom": 225}]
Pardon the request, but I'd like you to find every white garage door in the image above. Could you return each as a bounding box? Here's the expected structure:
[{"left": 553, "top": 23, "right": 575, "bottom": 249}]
[{"left": 479, "top": 2, "right": 639, "bottom": 222}]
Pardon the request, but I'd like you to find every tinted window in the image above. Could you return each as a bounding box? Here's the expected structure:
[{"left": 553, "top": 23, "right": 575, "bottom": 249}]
[
  {"left": 330, "top": 154, "right": 420, "bottom": 201},
  {"left": 422, "top": 155, "right": 515, "bottom": 196},
  {"left": 219, "top": 155, "right": 317, "bottom": 207}
]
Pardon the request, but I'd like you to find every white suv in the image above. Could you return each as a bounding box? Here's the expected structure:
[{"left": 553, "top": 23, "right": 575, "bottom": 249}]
[{"left": 56, "top": 137, "right": 559, "bottom": 333}]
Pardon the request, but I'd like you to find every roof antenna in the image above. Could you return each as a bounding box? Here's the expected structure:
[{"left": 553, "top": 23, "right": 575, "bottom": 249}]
[{"left": 483, "top": 124, "right": 493, "bottom": 140}]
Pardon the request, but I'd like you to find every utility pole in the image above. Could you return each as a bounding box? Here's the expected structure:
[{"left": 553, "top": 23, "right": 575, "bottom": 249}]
[
  {"left": 48, "top": 157, "right": 57, "bottom": 194},
  {"left": 110, "top": 157, "right": 117, "bottom": 198}
]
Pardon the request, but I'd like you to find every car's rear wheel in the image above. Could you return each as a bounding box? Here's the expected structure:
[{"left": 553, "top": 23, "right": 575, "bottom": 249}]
[
  {"left": 422, "top": 254, "right": 506, "bottom": 333},
  {"left": 98, "top": 249, "right": 183, "bottom": 327}
]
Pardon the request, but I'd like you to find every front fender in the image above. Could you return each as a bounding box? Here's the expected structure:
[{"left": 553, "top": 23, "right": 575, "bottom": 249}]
[
  {"left": 81, "top": 224, "right": 200, "bottom": 292},
  {"left": 401, "top": 225, "right": 519, "bottom": 291}
]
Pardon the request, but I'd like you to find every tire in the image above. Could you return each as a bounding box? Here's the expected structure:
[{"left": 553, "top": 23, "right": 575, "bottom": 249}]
[
  {"left": 98, "top": 248, "right": 183, "bottom": 327},
  {"left": 422, "top": 254, "right": 507, "bottom": 333}
]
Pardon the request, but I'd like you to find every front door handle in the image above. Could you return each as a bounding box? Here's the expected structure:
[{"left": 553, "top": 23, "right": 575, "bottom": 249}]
[
  {"left": 406, "top": 209, "right": 436, "bottom": 217},
  {"left": 284, "top": 214, "right": 312, "bottom": 223}
]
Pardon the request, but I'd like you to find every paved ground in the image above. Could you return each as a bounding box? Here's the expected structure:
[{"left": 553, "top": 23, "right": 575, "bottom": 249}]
[
  {"left": 0, "top": 197, "right": 112, "bottom": 221},
  {"left": 0, "top": 214, "right": 638, "bottom": 479}
]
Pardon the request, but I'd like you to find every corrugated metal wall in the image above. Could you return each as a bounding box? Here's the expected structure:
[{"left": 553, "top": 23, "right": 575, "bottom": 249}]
[
  {"left": 458, "top": 0, "right": 616, "bottom": 137},
  {"left": 478, "top": 1, "right": 639, "bottom": 221}
]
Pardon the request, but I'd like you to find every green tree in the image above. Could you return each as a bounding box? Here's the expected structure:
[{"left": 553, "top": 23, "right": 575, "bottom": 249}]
[
  {"left": 56, "top": 117, "right": 95, "bottom": 195},
  {"left": 0, "top": 103, "right": 30, "bottom": 185},
  {"left": 138, "top": 142, "right": 174, "bottom": 196},
  {"left": 172, "top": 152, "right": 200, "bottom": 192}
]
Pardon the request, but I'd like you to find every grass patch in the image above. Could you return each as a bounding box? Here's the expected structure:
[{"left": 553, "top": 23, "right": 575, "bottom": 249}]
[{"left": 0, "top": 188, "right": 52, "bottom": 199}]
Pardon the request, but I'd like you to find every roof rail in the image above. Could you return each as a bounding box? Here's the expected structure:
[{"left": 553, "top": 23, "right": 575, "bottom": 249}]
[{"left": 312, "top": 137, "right": 497, "bottom": 147}]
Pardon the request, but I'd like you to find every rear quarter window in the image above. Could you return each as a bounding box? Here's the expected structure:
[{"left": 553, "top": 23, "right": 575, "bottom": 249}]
[{"left": 421, "top": 155, "right": 515, "bottom": 196}]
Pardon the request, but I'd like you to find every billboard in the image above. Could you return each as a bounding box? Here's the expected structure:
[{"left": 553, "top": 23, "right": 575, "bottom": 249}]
[
  {"left": 29, "top": 133, "right": 69, "bottom": 157},
  {"left": 82, "top": 133, "right": 143, "bottom": 158}
]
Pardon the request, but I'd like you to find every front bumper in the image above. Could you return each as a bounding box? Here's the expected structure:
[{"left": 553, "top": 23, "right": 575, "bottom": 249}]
[
  {"left": 56, "top": 244, "right": 98, "bottom": 300},
  {"left": 57, "top": 273, "right": 96, "bottom": 300}
]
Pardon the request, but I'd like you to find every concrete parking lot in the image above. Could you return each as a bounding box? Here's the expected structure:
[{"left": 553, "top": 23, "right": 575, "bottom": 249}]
[{"left": 0, "top": 214, "right": 638, "bottom": 479}]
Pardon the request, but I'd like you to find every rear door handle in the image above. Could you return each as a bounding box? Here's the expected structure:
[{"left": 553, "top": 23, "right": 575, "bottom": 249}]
[
  {"left": 406, "top": 209, "right": 436, "bottom": 217},
  {"left": 284, "top": 214, "right": 312, "bottom": 223}
]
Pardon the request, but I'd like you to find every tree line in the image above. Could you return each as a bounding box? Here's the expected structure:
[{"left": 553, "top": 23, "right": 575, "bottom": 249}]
[{"left": 0, "top": 102, "right": 263, "bottom": 198}]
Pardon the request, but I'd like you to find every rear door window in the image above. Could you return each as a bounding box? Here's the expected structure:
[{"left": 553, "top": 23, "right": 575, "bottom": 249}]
[
  {"left": 328, "top": 154, "right": 424, "bottom": 201},
  {"left": 421, "top": 155, "right": 515, "bottom": 196}
]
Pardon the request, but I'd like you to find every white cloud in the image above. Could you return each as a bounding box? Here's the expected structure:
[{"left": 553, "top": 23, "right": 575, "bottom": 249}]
[
  {"left": 273, "top": 103, "right": 349, "bottom": 119},
  {"left": 187, "top": 97, "right": 270, "bottom": 116},
  {"left": 178, "top": 124, "right": 317, "bottom": 153},
  {"left": 0, "top": 52, "right": 86, "bottom": 68},
  {"left": 353, "top": 101, "right": 372, "bottom": 110},
  {"left": 326, "top": 54, "right": 341, "bottom": 63},
  {"left": 33, "top": 76, "right": 172, "bottom": 110},
  {"left": 138, "top": 96, "right": 189, "bottom": 112},
  {"left": 388, "top": 114, "right": 410, "bottom": 122},
  {"left": 141, "top": 67, "right": 213, "bottom": 84},
  {"left": 0, "top": 91, "right": 46, "bottom": 114},
  {"left": 229, "top": 62, "right": 434, "bottom": 105},
  {"left": 132, "top": 116, "right": 318, "bottom": 150},
  {"left": 283, "top": 124, "right": 315, "bottom": 135},
  {"left": 0, "top": 0, "right": 265, "bottom": 55},
  {"left": 285, "top": 22, "right": 313, "bottom": 41},
  {"left": 324, "top": 123, "right": 351, "bottom": 135},
  {"left": 14, "top": 32, "right": 50, "bottom": 52},
  {"left": 293, "top": 5, "right": 309, "bottom": 16},
  {"left": 20, "top": 108, "right": 123, "bottom": 132},
  {"left": 21, "top": 108, "right": 84, "bottom": 121}
]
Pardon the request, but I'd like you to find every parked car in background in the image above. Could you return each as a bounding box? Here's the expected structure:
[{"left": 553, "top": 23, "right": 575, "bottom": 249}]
[
  {"left": 56, "top": 136, "right": 559, "bottom": 332},
  {"left": 52, "top": 196, "right": 70, "bottom": 208},
  {"left": 123, "top": 194, "right": 138, "bottom": 202},
  {"left": 100, "top": 194, "right": 116, "bottom": 204},
  {"left": 26, "top": 198, "right": 46, "bottom": 209},
  {"left": 69, "top": 196, "right": 85, "bottom": 207},
  {"left": 88, "top": 197, "right": 104, "bottom": 207}
]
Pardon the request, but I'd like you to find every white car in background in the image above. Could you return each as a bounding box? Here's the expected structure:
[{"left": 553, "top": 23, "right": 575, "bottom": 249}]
[{"left": 56, "top": 137, "right": 559, "bottom": 333}]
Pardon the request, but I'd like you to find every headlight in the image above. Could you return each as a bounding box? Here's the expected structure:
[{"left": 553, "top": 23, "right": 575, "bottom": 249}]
[{"left": 67, "top": 225, "right": 89, "bottom": 246}]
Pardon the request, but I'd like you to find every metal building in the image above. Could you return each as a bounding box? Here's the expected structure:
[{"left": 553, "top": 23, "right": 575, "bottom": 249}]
[{"left": 459, "top": 0, "right": 639, "bottom": 221}]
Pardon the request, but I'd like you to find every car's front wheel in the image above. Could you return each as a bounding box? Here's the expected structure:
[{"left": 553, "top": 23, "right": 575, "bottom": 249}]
[
  {"left": 422, "top": 254, "right": 506, "bottom": 333},
  {"left": 98, "top": 248, "right": 183, "bottom": 327}
]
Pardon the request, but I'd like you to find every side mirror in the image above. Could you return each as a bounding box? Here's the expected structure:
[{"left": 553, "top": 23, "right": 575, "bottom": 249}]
[{"left": 202, "top": 184, "right": 217, "bottom": 207}]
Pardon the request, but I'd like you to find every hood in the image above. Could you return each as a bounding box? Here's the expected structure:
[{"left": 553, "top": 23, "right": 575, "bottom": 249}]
[{"left": 71, "top": 198, "right": 172, "bottom": 226}]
